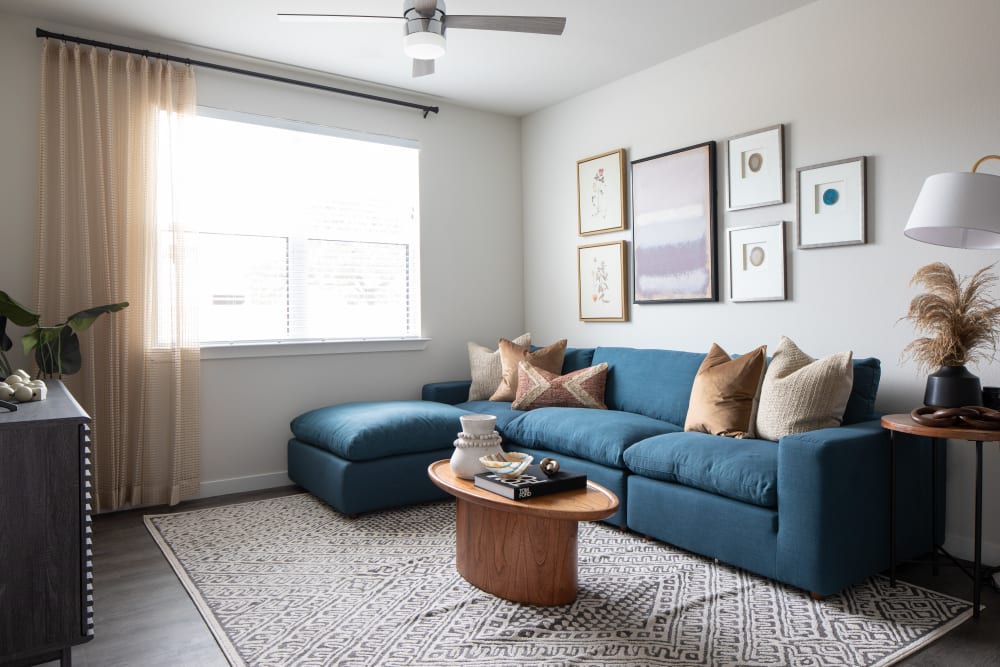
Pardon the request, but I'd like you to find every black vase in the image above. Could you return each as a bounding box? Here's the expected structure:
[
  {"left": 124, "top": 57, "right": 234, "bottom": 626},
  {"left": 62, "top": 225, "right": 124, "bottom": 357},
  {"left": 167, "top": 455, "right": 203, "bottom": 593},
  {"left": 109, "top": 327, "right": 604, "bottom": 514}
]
[
  {"left": 923, "top": 365, "right": 983, "bottom": 408},
  {"left": 983, "top": 386, "right": 1000, "bottom": 410}
]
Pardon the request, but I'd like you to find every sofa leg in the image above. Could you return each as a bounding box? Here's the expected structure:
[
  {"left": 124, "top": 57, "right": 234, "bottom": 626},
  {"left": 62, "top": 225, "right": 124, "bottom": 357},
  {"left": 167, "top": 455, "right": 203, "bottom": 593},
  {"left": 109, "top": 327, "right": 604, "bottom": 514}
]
[{"left": 810, "top": 591, "right": 826, "bottom": 601}]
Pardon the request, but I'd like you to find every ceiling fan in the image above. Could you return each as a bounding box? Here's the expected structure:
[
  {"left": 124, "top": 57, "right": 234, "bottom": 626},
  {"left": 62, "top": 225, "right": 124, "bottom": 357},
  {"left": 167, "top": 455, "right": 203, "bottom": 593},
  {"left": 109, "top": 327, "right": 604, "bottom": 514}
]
[{"left": 278, "top": 0, "right": 567, "bottom": 77}]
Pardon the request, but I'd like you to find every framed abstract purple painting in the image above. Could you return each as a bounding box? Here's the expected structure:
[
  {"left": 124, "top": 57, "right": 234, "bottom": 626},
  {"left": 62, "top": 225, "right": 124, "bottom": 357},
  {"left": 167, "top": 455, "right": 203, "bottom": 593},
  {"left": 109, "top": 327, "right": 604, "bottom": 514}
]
[{"left": 631, "top": 141, "right": 718, "bottom": 303}]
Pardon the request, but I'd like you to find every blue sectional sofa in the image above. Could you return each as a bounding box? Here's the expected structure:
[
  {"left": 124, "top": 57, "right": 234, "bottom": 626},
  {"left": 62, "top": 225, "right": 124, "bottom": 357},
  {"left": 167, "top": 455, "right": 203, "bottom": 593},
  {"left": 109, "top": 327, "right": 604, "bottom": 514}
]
[{"left": 288, "top": 345, "right": 941, "bottom": 597}]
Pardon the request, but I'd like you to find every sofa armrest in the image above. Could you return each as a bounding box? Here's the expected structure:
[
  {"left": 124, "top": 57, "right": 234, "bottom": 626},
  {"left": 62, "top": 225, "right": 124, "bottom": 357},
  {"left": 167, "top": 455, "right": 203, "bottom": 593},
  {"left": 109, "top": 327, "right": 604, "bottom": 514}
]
[
  {"left": 775, "top": 419, "right": 935, "bottom": 595},
  {"left": 422, "top": 380, "right": 471, "bottom": 405}
]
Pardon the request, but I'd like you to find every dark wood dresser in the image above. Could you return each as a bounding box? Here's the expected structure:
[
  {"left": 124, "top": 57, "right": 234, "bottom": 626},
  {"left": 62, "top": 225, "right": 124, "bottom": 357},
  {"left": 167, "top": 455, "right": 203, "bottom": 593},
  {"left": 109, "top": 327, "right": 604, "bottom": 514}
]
[{"left": 0, "top": 381, "right": 94, "bottom": 666}]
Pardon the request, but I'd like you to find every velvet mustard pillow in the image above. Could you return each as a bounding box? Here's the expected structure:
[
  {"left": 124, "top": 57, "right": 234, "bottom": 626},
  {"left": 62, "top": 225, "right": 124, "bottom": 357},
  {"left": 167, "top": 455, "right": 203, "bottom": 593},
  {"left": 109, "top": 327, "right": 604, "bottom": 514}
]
[
  {"left": 511, "top": 361, "right": 609, "bottom": 411},
  {"left": 684, "top": 343, "right": 767, "bottom": 438},
  {"left": 754, "top": 336, "right": 854, "bottom": 441},
  {"left": 490, "top": 338, "right": 568, "bottom": 401},
  {"left": 467, "top": 333, "right": 531, "bottom": 401}
]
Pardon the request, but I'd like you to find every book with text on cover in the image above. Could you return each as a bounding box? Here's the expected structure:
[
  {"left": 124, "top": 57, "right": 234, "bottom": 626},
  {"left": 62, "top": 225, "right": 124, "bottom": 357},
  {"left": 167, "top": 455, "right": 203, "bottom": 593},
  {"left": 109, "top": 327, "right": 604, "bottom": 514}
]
[{"left": 473, "top": 465, "right": 587, "bottom": 501}]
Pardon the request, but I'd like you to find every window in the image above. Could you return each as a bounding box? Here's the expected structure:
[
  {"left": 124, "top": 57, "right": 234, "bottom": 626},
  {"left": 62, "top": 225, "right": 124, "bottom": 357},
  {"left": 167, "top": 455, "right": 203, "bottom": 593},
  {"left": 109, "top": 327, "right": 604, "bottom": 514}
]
[{"left": 161, "top": 108, "right": 421, "bottom": 347}]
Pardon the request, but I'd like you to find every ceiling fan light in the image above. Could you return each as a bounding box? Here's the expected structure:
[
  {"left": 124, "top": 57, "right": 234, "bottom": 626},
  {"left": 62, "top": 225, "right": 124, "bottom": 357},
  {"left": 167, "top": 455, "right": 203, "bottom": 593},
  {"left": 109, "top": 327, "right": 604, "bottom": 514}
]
[{"left": 404, "top": 31, "right": 446, "bottom": 60}]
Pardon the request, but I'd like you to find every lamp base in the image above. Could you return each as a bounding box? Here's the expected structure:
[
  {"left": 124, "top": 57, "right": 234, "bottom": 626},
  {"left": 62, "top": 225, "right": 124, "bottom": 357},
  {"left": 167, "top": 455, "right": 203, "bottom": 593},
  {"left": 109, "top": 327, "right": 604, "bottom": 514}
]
[{"left": 924, "top": 365, "right": 983, "bottom": 408}]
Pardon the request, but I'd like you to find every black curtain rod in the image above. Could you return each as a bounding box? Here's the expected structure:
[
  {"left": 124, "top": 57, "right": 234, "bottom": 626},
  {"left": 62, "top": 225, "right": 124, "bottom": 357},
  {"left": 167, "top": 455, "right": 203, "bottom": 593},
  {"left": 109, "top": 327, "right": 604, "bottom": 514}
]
[{"left": 36, "top": 28, "right": 440, "bottom": 118}]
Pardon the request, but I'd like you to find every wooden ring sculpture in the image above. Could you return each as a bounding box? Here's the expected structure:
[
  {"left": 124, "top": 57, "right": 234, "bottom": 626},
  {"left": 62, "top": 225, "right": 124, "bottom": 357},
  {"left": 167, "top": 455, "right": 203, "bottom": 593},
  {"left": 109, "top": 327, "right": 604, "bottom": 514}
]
[{"left": 910, "top": 405, "right": 1000, "bottom": 429}]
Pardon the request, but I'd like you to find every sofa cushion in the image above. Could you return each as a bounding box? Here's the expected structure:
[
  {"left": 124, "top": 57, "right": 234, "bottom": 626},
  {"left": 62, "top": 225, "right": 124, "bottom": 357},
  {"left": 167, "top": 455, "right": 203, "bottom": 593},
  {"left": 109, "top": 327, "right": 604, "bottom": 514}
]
[
  {"left": 843, "top": 358, "right": 881, "bottom": 424},
  {"left": 561, "top": 347, "right": 596, "bottom": 373},
  {"left": 591, "top": 347, "right": 705, "bottom": 426},
  {"left": 503, "top": 407, "right": 679, "bottom": 469},
  {"left": 755, "top": 336, "right": 854, "bottom": 441},
  {"left": 684, "top": 343, "right": 767, "bottom": 438},
  {"left": 491, "top": 337, "right": 567, "bottom": 401},
  {"left": 290, "top": 400, "right": 469, "bottom": 461},
  {"left": 467, "top": 333, "right": 530, "bottom": 400},
  {"left": 624, "top": 432, "right": 778, "bottom": 508},
  {"left": 512, "top": 361, "right": 609, "bottom": 411}
]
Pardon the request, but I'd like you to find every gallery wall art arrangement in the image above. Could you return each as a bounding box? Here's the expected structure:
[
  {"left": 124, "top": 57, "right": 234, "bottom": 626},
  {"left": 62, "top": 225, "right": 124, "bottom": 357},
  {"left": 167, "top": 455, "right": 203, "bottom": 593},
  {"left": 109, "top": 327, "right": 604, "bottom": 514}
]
[{"left": 574, "top": 123, "right": 868, "bottom": 314}]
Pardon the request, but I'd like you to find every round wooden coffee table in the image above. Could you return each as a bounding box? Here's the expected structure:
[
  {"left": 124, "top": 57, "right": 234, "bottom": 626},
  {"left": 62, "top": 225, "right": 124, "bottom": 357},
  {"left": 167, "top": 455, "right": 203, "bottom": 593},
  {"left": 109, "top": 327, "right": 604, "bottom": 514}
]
[{"left": 427, "top": 459, "right": 619, "bottom": 606}]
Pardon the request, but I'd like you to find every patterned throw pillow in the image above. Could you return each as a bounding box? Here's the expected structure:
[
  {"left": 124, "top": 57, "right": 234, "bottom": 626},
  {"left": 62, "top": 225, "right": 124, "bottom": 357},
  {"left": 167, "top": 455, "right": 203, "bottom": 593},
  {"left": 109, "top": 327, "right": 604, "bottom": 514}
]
[
  {"left": 467, "top": 333, "right": 531, "bottom": 401},
  {"left": 684, "top": 343, "right": 767, "bottom": 438},
  {"left": 754, "top": 336, "right": 854, "bottom": 441},
  {"left": 489, "top": 338, "right": 568, "bottom": 401},
  {"left": 512, "top": 361, "right": 609, "bottom": 411}
]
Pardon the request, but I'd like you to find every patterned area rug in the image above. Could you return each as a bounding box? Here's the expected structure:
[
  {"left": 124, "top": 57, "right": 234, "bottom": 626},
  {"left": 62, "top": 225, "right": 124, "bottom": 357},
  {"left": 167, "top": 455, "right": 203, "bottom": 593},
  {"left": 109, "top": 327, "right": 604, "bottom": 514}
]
[{"left": 145, "top": 494, "right": 971, "bottom": 667}]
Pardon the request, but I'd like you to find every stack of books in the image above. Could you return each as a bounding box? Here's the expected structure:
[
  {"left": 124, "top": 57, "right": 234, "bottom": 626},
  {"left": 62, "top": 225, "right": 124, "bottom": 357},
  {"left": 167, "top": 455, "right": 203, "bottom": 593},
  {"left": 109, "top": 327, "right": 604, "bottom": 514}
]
[{"left": 474, "top": 465, "right": 586, "bottom": 500}]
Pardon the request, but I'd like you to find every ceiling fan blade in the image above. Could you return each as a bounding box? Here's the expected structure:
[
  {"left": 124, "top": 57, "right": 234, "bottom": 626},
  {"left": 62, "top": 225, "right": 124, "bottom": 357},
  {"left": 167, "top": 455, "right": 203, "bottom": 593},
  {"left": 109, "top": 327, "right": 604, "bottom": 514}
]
[
  {"left": 412, "top": 59, "right": 435, "bottom": 77},
  {"left": 277, "top": 13, "right": 401, "bottom": 24},
  {"left": 445, "top": 15, "right": 566, "bottom": 35}
]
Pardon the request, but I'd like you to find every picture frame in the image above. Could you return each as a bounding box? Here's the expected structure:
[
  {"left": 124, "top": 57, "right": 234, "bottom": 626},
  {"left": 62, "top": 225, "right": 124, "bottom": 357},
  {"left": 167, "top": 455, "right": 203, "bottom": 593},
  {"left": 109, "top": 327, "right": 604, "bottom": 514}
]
[
  {"left": 578, "top": 240, "right": 627, "bottom": 322},
  {"left": 577, "top": 149, "right": 627, "bottom": 236},
  {"left": 631, "top": 141, "right": 718, "bottom": 303},
  {"left": 796, "top": 156, "right": 867, "bottom": 249},
  {"left": 728, "top": 221, "right": 786, "bottom": 302},
  {"left": 726, "top": 124, "right": 784, "bottom": 211}
]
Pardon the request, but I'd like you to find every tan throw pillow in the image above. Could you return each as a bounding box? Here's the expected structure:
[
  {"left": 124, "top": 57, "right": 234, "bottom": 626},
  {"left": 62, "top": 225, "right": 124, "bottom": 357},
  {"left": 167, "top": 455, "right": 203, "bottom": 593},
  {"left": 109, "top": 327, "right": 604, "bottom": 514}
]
[
  {"left": 512, "top": 361, "right": 609, "bottom": 411},
  {"left": 467, "top": 333, "right": 531, "bottom": 401},
  {"left": 684, "top": 343, "right": 767, "bottom": 438},
  {"left": 489, "top": 338, "right": 568, "bottom": 401},
  {"left": 755, "top": 336, "right": 854, "bottom": 441}
]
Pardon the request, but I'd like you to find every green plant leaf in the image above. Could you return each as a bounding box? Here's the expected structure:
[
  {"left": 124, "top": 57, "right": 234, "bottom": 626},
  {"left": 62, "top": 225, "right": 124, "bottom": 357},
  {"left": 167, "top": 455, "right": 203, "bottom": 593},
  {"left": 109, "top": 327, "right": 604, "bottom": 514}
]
[
  {"left": 0, "top": 316, "right": 11, "bottom": 353},
  {"left": 32, "top": 326, "right": 82, "bottom": 376},
  {"left": 0, "top": 291, "right": 40, "bottom": 327},
  {"left": 24, "top": 325, "right": 61, "bottom": 354},
  {"left": 66, "top": 301, "right": 129, "bottom": 333},
  {"left": 22, "top": 328, "right": 40, "bottom": 354}
]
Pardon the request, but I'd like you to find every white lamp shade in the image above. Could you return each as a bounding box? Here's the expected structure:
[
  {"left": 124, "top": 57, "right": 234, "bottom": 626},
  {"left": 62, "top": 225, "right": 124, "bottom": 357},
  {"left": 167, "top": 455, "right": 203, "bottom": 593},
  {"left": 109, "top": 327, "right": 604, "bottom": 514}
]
[
  {"left": 904, "top": 171, "right": 1000, "bottom": 248},
  {"left": 404, "top": 31, "right": 446, "bottom": 60}
]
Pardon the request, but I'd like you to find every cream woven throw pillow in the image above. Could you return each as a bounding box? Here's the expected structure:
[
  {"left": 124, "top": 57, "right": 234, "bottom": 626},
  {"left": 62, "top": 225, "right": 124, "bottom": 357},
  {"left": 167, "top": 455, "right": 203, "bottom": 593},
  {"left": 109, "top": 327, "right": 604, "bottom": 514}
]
[
  {"left": 467, "top": 333, "right": 531, "bottom": 401},
  {"left": 755, "top": 336, "right": 854, "bottom": 441}
]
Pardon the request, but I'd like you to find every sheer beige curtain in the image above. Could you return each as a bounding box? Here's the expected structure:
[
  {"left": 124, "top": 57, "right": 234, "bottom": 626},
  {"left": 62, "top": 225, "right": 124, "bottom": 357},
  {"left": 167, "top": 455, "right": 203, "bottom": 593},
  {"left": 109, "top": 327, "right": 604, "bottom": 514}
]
[{"left": 37, "top": 38, "right": 200, "bottom": 511}]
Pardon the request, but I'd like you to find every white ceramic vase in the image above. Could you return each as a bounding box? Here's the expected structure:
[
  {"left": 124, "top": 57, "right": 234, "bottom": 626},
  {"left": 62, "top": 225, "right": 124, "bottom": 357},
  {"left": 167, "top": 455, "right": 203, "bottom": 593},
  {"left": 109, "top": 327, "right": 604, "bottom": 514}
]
[{"left": 450, "top": 414, "right": 502, "bottom": 479}]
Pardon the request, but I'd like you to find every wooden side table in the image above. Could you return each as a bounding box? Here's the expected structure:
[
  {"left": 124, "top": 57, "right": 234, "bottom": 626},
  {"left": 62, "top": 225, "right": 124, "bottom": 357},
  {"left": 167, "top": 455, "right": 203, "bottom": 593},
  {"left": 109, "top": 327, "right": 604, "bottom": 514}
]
[
  {"left": 881, "top": 413, "right": 1000, "bottom": 619},
  {"left": 427, "top": 460, "right": 619, "bottom": 606}
]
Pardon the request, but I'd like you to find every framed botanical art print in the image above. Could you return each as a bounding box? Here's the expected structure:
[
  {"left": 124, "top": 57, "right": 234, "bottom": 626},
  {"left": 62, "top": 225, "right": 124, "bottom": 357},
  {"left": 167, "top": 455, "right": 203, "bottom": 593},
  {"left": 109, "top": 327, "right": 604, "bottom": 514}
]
[
  {"left": 578, "top": 240, "right": 627, "bottom": 321},
  {"left": 728, "top": 221, "right": 786, "bottom": 302},
  {"left": 796, "top": 156, "right": 867, "bottom": 248},
  {"left": 631, "top": 141, "right": 718, "bottom": 303},
  {"left": 577, "top": 149, "right": 627, "bottom": 236},
  {"left": 726, "top": 124, "right": 784, "bottom": 211}
]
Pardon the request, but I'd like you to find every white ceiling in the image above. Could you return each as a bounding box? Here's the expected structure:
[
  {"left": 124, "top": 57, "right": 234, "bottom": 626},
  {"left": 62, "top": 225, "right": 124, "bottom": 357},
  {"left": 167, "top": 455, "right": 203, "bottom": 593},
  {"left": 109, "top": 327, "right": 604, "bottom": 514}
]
[{"left": 2, "top": 0, "right": 813, "bottom": 116}]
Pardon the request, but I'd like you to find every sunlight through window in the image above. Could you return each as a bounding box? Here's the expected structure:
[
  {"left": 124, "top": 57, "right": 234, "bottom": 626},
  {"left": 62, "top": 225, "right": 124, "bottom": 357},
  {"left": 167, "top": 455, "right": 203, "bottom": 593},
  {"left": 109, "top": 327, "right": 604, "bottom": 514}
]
[{"left": 160, "top": 108, "right": 421, "bottom": 345}]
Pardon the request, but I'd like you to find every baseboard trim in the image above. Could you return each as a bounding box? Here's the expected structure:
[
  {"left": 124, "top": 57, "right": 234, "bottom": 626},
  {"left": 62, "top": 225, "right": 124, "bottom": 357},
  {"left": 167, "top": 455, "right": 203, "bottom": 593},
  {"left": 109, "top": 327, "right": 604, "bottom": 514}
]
[{"left": 200, "top": 471, "right": 292, "bottom": 498}]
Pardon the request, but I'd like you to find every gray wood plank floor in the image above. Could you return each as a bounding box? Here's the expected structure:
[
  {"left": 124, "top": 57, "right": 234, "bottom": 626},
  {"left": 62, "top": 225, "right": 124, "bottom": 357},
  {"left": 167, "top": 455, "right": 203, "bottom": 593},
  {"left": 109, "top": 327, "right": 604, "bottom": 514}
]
[{"left": 36, "top": 487, "right": 1000, "bottom": 666}]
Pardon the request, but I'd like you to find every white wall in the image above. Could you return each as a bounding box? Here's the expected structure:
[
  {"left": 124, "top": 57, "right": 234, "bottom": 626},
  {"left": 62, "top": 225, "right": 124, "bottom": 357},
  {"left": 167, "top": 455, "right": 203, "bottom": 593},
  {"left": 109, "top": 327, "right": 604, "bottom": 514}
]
[
  {"left": 522, "top": 0, "right": 1000, "bottom": 564},
  {"left": 0, "top": 12, "right": 524, "bottom": 496}
]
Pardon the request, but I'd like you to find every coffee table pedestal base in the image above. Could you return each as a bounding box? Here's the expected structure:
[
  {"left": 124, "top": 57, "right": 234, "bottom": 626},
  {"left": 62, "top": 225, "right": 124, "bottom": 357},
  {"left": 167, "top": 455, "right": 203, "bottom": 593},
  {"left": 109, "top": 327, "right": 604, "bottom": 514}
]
[{"left": 455, "top": 498, "right": 578, "bottom": 606}]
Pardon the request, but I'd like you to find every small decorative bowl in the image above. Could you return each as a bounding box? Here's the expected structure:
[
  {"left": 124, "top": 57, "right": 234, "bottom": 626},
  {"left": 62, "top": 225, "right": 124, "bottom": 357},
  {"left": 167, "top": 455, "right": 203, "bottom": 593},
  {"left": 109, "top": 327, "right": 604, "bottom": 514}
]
[{"left": 479, "top": 452, "right": 533, "bottom": 479}]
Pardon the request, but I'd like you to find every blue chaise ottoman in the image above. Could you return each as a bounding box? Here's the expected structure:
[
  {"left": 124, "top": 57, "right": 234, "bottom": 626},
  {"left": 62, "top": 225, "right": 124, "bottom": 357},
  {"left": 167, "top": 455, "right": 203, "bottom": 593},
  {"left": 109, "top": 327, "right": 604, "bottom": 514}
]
[{"left": 287, "top": 400, "right": 471, "bottom": 514}]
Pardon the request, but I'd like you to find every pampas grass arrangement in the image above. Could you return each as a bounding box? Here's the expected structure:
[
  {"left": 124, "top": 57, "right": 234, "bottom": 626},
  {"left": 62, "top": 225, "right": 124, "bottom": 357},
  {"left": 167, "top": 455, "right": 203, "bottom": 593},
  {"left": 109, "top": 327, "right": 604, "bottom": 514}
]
[{"left": 901, "top": 262, "right": 1000, "bottom": 374}]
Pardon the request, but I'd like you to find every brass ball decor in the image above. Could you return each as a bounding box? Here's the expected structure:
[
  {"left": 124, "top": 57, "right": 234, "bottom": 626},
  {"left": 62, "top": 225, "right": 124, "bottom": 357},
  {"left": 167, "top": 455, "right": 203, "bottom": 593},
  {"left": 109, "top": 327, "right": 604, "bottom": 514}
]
[{"left": 539, "top": 457, "right": 560, "bottom": 476}]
